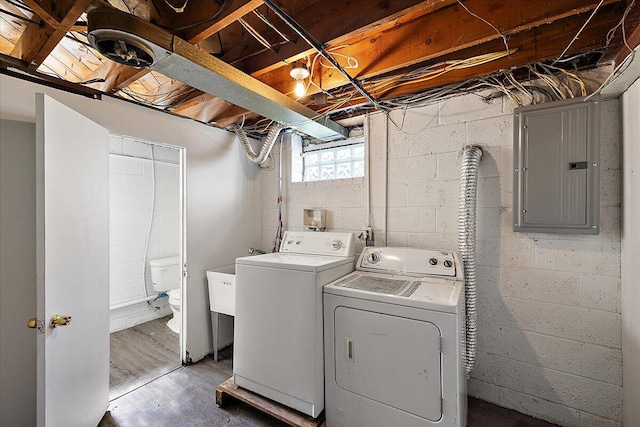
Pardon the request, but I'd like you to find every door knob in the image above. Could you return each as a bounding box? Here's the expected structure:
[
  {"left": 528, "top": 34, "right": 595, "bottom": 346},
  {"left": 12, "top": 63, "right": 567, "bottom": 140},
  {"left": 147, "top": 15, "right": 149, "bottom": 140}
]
[{"left": 50, "top": 314, "right": 72, "bottom": 328}]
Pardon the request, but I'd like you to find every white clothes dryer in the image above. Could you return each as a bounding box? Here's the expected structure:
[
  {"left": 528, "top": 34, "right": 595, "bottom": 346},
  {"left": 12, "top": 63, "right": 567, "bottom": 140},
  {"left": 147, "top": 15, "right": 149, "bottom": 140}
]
[
  {"left": 234, "top": 231, "right": 356, "bottom": 418},
  {"left": 324, "top": 246, "right": 466, "bottom": 427}
]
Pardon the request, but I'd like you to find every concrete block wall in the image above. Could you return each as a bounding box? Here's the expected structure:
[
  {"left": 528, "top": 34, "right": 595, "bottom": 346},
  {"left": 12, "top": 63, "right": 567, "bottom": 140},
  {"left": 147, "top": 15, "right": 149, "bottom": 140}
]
[
  {"left": 109, "top": 136, "right": 181, "bottom": 332},
  {"left": 260, "top": 94, "right": 622, "bottom": 426}
]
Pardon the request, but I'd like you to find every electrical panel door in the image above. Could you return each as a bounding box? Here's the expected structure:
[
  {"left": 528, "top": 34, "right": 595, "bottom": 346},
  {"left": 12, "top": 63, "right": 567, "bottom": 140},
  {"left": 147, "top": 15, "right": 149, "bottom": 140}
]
[{"left": 513, "top": 97, "right": 600, "bottom": 234}]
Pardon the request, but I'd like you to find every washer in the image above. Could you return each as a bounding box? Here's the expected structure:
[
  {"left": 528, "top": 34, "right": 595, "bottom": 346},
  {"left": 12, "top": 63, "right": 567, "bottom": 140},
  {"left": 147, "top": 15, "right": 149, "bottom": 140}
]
[
  {"left": 324, "top": 246, "right": 466, "bottom": 427},
  {"left": 234, "top": 231, "right": 356, "bottom": 418}
]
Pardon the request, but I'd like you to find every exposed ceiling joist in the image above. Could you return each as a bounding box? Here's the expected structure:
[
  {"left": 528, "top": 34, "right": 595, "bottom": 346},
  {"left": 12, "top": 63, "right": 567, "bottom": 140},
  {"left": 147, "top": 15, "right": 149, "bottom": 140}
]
[
  {"left": 254, "top": 0, "right": 622, "bottom": 98},
  {"left": 229, "top": 0, "right": 458, "bottom": 75},
  {"left": 10, "top": 0, "right": 93, "bottom": 66}
]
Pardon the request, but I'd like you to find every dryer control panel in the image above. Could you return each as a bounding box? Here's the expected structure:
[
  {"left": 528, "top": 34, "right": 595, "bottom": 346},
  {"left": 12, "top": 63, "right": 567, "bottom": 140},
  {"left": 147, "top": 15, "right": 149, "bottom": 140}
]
[
  {"left": 358, "top": 247, "right": 461, "bottom": 279},
  {"left": 280, "top": 231, "right": 356, "bottom": 257}
]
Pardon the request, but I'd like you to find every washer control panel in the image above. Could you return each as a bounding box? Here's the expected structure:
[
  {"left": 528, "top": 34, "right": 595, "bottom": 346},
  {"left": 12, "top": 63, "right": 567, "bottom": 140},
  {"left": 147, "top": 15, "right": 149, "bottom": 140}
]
[
  {"left": 358, "top": 247, "right": 460, "bottom": 278},
  {"left": 280, "top": 231, "right": 356, "bottom": 257}
]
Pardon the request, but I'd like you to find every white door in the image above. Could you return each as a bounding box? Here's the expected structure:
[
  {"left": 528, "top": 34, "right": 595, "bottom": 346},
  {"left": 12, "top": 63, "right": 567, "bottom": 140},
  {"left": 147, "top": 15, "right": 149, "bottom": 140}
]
[{"left": 35, "top": 94, "right": 110, "bottom": 427}]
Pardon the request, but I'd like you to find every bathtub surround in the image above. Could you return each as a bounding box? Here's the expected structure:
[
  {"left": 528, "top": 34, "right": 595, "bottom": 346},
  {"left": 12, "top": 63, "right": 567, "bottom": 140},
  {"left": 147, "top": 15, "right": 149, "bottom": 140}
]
[
  {"left": 261, "top": 94, "right": 622, "bottom": 426},
  {"left": 109, "top": 136, "right": 181, "bottom": 333}
]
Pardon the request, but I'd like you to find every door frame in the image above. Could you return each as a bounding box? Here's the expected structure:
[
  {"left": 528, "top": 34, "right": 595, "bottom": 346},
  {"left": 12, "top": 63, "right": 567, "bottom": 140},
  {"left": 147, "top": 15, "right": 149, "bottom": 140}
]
[{"left": 108, "top": 134, "right": 188, "bottom": 364}]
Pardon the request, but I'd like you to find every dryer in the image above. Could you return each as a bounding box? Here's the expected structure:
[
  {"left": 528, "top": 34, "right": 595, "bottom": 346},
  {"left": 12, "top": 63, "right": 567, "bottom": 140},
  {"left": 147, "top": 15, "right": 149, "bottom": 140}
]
[
  {"left": 324, "top": 246, "right": 466, "bottom": 427},
  {"left": 234, "top": 231, "right": 355, "bottom": 418}
]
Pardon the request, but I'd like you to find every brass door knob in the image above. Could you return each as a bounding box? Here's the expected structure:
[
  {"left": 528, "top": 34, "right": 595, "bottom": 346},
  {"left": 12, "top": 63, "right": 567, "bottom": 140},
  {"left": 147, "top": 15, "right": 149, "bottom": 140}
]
[
  {"left": 50, "top": 314, "right": 72, "bottom": 328},
  {"left": 27, "top": 318, "right": 38, "bottom": 328}
]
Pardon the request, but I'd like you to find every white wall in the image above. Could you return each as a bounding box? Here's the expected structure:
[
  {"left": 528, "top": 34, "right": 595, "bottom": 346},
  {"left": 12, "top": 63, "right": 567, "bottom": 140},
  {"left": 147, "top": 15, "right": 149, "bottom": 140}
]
[
  {"left": 262, "top": 94, "right": 622, "bottom": 426},
  {"left": 108, "top": 136, "right": 181, "bottom": 332},
  {"left": 621, "top": 79, "right": 640, "bottom": 426},
  {"left": 0, "top": 73, "right": 263, "bottom": 423},
  {"left": 0, "top": 119, "right": 37, "bottom": 427}
]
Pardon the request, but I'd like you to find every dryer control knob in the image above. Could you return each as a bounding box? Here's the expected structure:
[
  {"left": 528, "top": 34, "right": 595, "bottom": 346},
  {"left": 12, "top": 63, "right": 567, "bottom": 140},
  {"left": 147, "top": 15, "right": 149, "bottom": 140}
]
[
  {"left": 429, "top": 257, "right": 438, "bottom": 266},
  {"left": 443, "top": 259, "right": 453, "bottom": 268},
  {"left": 331, "top": 240, "right": 342, "bottom": 250},
  {"left": 367, "top": 251, "right": 381, "bottom": 263}
]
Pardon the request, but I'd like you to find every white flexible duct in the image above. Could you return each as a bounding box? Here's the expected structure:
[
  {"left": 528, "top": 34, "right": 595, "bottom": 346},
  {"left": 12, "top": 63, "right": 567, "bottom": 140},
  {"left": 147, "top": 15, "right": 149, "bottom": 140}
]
[
  {"left": 458, "top": 145, "right": 483, "bottom": 377},
  {"left": 228, "top": 122, "right": 286, "bottom": 164}
]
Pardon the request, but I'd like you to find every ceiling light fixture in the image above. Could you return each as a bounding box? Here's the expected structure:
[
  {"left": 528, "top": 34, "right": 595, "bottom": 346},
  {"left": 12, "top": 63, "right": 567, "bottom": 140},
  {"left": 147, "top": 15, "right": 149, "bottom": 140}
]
[{"left": 290, "top": 63, "right": 310, "bottom": 98}]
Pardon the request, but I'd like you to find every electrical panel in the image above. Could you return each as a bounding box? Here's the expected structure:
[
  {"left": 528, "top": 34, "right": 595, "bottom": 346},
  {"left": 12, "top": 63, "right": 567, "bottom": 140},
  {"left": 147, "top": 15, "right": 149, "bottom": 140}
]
[{"left": 513, "top": 97, "right": 600, "bottom": 234}]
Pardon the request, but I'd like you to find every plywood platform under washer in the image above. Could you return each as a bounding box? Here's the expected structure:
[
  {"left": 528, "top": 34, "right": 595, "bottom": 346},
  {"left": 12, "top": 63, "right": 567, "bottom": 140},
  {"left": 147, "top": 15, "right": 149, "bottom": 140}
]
[{"left": 215, "top": 377, "right": 325, "bottom": 427}]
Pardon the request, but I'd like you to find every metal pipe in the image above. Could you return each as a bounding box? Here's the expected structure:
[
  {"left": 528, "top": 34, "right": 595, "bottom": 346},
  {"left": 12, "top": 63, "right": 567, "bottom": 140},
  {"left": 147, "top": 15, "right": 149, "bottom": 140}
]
[
  {"left": 110, "top": 294, "right": 166, "bottom": 311},
  {"left": 262, "top": 0, "right": 382, "bottom": 110}
]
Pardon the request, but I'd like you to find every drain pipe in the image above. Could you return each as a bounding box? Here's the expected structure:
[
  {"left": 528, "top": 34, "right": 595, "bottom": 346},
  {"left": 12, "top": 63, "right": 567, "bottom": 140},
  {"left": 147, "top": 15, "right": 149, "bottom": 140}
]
[
  {"left": 227, "top": 122, "right": 286, "bottom": 164},
  {"left": 458, "top": 145, "right": 483, "bottom": 377}
]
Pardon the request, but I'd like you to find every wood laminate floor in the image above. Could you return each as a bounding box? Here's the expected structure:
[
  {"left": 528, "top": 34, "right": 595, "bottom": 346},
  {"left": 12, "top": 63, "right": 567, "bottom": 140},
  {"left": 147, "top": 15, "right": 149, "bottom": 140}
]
[
  {"left": 109, "top": 315, "right": 181, "bottom": 400},
  {"left": 100, "top": 346, "right": 560, "bottom": 427}
]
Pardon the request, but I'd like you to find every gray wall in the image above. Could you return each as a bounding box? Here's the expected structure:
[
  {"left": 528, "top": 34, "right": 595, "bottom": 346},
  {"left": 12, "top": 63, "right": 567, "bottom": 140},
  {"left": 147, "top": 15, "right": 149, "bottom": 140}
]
[{"left": 0, "top": 119, "right": 37, "bottom": 427}]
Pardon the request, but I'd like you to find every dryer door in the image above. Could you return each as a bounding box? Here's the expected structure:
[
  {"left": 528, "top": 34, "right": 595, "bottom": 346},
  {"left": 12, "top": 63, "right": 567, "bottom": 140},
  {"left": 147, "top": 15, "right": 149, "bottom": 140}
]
[{"left": 334, "top": 307, "right": 442, "bottom": 421}]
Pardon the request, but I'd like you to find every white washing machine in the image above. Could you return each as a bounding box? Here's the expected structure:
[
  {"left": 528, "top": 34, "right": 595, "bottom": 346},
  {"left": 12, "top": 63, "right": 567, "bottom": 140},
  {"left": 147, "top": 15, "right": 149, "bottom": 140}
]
[
  {"left": 324, "top": 246, "right": 466, "bottom": 427},
  {"left": 234, "top": 231, "right": 356, "bottom": 418}
]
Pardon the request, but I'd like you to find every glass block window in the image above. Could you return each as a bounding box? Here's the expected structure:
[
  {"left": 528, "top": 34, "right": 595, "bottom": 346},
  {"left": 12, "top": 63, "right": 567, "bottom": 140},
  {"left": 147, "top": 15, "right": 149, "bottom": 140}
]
[{"left": 303, "top": 142, "right": 365, "bottom": 182}]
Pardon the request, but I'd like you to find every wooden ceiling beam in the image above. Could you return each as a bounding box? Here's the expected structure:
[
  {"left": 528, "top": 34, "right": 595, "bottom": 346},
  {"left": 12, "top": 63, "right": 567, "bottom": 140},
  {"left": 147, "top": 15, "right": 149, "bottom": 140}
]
[
  {"left": 179, "top": 0, "right": 264, "bottom": 44},
  {"left": 310, "top": 12, "right": 623, "bottom": 113},
  {"left": 207, "top": 1, "right": 622, "bottom": 125},
  {"left": 226, "top": 0, "right": 458, "bottom": 76},
  {"left": 123, "top": 0, "right": 460, "bottom": 120},
  {"left": 253, "top": 0, "right": 622, "bottom": 98}
]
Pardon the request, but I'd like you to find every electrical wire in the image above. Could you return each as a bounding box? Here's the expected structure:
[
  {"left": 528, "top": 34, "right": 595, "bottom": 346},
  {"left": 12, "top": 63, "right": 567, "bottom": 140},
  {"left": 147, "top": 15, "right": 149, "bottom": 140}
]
[
  {"left": 238, "top": 17, "right": 276, "bottom": 52},
  {"left": 163, "top": 0, "right": 189, "bottom": 13},
  {"left": 169, "top": 0, "right": 231, "bottom": 31},
  {"left": 456, "top": 0, "right": 509, "bottom": 53},
  {"left": 553, "top": 0, "right": 606, "bottom": 64},
  {"left": 252, "top": 9, "right": 291, "bottom": 42},
  {"left": 0, "top": 8, "right": 39, "bottom": 25}
]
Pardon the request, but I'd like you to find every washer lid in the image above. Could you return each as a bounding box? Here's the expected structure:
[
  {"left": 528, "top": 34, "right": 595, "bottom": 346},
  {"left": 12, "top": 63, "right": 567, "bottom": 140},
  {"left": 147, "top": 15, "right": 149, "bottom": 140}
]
[{"left": 236, "top": 253, "right": 354, "bottom": 272}]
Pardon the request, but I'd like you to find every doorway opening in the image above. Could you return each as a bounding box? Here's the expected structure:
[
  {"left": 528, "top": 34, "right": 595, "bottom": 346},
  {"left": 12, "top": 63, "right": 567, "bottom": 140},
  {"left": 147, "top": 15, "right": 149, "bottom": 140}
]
[{"left": 107, "top": 135, "right": 185, "bottom": 400}]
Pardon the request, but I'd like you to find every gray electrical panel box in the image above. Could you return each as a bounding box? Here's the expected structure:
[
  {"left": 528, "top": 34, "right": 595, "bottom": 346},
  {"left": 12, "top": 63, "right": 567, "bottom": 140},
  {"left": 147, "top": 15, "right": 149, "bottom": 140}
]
[{"left": 513, "top": 97, "right": 600, "bottom": 234}]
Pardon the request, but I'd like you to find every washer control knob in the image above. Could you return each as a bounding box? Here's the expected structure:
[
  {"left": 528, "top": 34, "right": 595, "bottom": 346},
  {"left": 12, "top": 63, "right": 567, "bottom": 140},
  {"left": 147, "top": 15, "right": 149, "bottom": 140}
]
[
  {"left": 367, "top": 251, "right": 381, "bottom": 264},
  {"left": 295, "top": 240, "right": 302, "bottom": 245},
  {"left": 429, "top": 257, "right": 438, "bottom": 266},
  {"left": 443, "top": 259, "right": 453, "bottom": 268},
  {"left": 287, "top": 240, "right": 293, "bottom": 244},
  {"left": 331, "top": 240, "right": 342, "bottom": 250}
]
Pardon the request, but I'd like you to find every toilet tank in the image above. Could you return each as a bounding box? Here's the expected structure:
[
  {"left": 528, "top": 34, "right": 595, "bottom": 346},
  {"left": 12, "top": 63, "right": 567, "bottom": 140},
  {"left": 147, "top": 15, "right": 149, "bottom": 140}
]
[{"left": 149, "top": 256, "right": 181, "bottom": 292}]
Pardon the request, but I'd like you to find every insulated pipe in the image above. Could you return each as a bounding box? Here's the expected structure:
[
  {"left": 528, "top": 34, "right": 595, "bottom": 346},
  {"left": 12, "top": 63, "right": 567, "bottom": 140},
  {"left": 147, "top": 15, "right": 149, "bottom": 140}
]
[
  {"left": 227, "top": 122, "right": 286, "bottom": 164},
  {"left": 458, "top": 145, "right": 483, "bottom": 376}
]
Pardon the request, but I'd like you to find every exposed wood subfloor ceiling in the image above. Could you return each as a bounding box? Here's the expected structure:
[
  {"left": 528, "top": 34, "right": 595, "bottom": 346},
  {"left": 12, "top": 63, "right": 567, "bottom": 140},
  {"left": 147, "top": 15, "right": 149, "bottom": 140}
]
[{"left": 1, "top": 0, "right": 639, "bottom": 137}]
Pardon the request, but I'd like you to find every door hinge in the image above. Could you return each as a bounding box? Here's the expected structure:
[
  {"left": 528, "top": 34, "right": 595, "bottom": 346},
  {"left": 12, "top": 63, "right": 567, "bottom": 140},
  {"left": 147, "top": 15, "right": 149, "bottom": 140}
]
[{"left": 182, "top": 263, "right": 188, "bottom": 278}]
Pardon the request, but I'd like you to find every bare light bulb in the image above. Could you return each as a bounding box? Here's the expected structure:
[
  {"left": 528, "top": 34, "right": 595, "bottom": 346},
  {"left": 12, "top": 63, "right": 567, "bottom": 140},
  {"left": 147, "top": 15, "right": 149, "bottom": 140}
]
[
  {"left": 290, "top": 65, "right": 310, "bottom": 98},
  {"left": 294, "top": 79, "right": 307, "bottom": 97}
]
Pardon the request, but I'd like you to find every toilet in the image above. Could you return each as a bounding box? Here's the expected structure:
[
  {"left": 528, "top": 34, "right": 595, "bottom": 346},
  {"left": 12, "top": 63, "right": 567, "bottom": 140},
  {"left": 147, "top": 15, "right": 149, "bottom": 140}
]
[{"left": 149, "top": 256, "right": 182, "bottom": 333}]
